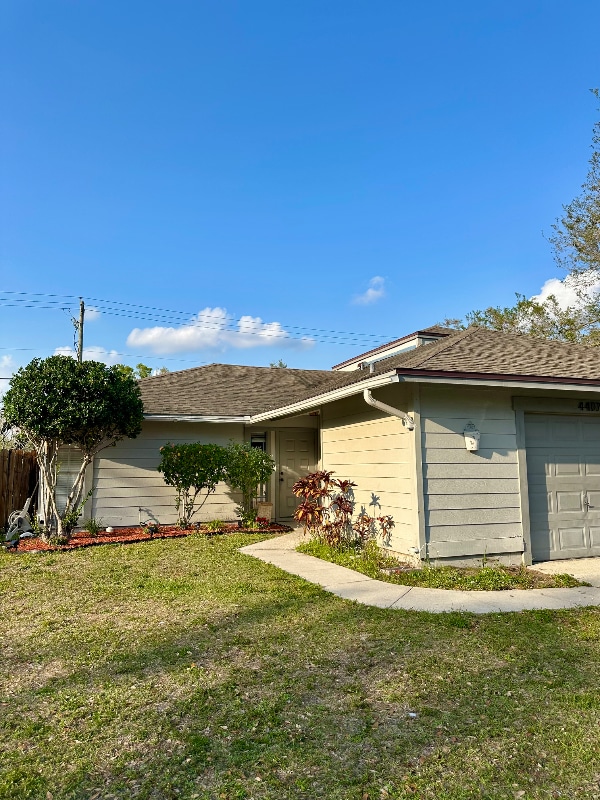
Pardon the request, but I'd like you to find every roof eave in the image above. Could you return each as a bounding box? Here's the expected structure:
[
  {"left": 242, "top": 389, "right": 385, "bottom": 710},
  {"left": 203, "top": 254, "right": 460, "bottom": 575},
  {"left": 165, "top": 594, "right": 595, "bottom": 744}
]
[
  {"left": 395, "top": 368, "right": 600, "bottom": 391},
  {"left": 144, "top": 414, "right": 251, "bottom": 423},
  {"left": 248, "top": 372, "right": 400, "bottom": 423}
]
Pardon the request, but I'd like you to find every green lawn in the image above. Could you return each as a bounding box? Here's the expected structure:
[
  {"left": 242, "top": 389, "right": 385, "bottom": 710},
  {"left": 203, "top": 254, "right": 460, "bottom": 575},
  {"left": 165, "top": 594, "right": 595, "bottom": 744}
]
[
  {"left": 1, "top": 535, "right": 600, "bottom": 800},
  {"left": 297, "top": 540, "right": 587, "bottom": 590}
]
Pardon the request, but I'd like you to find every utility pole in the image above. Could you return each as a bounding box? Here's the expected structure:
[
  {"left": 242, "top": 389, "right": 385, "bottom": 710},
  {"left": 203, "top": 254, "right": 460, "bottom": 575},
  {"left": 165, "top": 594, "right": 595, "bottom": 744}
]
[{"left": 78, "top": 299, "right": 85, "bottom": 363}]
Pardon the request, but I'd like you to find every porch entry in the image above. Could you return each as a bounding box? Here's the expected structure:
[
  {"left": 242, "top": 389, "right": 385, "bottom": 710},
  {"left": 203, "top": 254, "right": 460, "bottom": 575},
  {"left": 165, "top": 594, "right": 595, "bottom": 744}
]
[{"left": 277, "top": 429, "right": 317, "bottom": 519}]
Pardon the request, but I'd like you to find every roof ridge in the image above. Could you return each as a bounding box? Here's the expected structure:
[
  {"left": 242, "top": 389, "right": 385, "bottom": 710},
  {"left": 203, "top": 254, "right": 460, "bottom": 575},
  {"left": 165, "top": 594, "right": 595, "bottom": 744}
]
[
  {"left": 398, "top": 326, "right": 478, "bottom": 369},
  {"left": 139, "top": 362, "right": 336, "bottom": 382}
]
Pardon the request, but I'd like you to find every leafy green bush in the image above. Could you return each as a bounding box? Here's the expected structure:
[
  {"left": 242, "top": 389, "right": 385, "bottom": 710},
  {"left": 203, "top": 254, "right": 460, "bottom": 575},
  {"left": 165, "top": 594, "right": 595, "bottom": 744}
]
[
  {"left": 205, "top": 519, "right": 225, "bottom": 533},
  {"left": 223, "top": 442, "right": 275, "bottom": 522},
  {"left": 83, "top": 517, "right": 104, "bottom": 537},
  {"left": 158, "top": 443, "right": 228, "bottom": 528},
  {"left": 61, "top": 489, "right": 93, "bottom": 535}
]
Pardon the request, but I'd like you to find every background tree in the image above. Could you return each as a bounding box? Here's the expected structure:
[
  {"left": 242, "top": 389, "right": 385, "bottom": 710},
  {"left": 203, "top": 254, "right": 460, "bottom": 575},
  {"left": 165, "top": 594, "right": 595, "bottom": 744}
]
[
  {"left": 269, "top": 359, "right": 288, "bottom": 368},
  {"left": 157, "top": 442, "right": 228, "bottom": 528},
  {"left": 0, "top": 415, "right": 30, "bottom": 450},
  {"left": 463, "top": 289, "right": 600, "bottom": 345},
  {"left": 115, "top": 363, "right": 167, "bottom": 380},
  {"left": 2, "top": 356, "right": 144, "bottom": 539},
  {"left": 223, "top": 442, "right": 275, "bottom": 524}
]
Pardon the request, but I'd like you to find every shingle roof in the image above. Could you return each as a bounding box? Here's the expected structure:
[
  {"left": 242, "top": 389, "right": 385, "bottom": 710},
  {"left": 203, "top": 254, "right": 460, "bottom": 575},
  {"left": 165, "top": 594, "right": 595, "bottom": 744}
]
[
  {"left": 140, "top": 328, "right": 600, "bottom": 418},
  {"left": 371, "top": 326, "right": 600, "bottom": 382},
  {"left": 139, "top": 363, "right": 351, "bottom": 416}
]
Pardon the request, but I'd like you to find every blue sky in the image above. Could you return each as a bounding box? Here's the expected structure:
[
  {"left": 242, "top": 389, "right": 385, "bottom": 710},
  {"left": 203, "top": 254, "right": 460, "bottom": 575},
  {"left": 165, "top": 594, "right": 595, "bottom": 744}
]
[{"left": 1, "top": 0, "right": 599, "bottom": 386}]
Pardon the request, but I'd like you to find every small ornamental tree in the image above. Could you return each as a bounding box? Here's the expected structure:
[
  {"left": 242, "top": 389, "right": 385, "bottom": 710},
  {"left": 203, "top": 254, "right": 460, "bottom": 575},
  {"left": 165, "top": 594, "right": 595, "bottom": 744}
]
[
  {"left": 223, "top": 442, "right": 275, "bottom": 523},
  {"left": 157, "top": 442, "right": 228, "bottom": 528},
  {"left": 2, "top": 356, "right": 144, "bottom": 540}
]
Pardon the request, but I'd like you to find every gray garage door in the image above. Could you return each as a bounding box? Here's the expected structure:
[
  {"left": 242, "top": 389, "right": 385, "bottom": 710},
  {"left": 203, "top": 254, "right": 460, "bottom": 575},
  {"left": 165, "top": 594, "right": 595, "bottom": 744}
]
[{"left": 525, "top": 414, "right": 600, "bottom": 561}]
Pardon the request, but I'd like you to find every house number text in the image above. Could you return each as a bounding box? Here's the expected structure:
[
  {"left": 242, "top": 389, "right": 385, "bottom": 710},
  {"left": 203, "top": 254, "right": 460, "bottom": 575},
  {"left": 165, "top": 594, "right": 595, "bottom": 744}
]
[{"left": 578, "top": 401, "right": 600, "bottom": 412}]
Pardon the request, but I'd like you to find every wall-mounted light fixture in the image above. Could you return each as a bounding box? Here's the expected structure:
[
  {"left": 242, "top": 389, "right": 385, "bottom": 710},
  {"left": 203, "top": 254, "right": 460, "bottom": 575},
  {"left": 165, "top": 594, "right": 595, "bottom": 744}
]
[{"left": 463, "top": 421, "right": 480, "bottom": 452}]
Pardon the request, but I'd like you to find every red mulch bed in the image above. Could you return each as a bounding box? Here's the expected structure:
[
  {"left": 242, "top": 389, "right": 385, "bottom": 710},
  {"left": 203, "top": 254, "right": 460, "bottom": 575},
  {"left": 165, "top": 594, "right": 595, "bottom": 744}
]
[{"left": 10, "top": 522, "right": 293, "bottom": 553}]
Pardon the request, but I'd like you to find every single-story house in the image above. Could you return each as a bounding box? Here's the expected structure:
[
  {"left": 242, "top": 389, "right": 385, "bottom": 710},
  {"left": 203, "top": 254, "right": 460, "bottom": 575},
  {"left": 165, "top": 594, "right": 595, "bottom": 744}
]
[{"left": 61, "top": 324, "right": 600, "bottom": 565}]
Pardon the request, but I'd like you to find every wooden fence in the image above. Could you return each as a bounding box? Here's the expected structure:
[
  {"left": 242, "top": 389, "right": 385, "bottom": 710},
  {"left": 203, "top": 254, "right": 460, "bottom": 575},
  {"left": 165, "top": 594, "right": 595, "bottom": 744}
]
[{"left": 0, "top": 449, "right": 38, "bottom": 530}]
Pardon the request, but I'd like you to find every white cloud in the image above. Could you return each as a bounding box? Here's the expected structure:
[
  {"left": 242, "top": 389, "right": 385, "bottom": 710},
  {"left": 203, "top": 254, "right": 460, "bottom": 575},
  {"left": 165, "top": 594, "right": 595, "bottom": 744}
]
[
  {"left": 0, "top": 355, "right": 15, "bottom": 395},
  {"left": 85, "top": 306, "right": 101, "bottom": 321},
  {"left": 126, "top": 307, "right": 314, "bottom": 355},
  {"left": 532, "top": 276, "right": 600, "bottom": 309},
  {"left": 353, "top": 276, "right": 385, "bottom": 305},
  {"left": 54, "top": 345, "right": 121, "bottom": 365}
]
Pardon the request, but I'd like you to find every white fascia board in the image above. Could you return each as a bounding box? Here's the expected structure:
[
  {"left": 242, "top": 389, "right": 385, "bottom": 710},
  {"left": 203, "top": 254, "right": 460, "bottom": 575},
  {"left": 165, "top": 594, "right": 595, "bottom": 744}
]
[
  {"left": 396, "top": 375, "right": 600, "bottom": 392},
  {"left": 144, "top": 414, "right": 250, "bottom": 423},
  {"left": 248, "top": 373, "right": 399, "bottom": 423}
]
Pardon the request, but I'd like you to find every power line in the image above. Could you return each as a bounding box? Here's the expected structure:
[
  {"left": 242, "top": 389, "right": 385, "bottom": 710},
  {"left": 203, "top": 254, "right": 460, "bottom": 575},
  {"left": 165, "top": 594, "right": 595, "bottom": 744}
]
[
  {"left": 0, "top": 291, "right": 392, "bottom": 346},
  {"left": 0, "top": 300, "right": 379, "bottom": 345},
  {"left": 0, "top": 302, "right": 386, "bottom": 344},
  {"left": 1, "top": 290, "right": 387, "bottom": 337}
]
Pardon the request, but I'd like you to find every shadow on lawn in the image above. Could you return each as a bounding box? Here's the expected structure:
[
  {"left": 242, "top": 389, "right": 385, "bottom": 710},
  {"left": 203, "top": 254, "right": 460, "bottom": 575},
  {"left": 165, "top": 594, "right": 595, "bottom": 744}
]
[
  {"left": 3, "top": 534, "right": 600, "bottom": 799},
  {"left": 5, "top": 593, "right": 600, "bottom": 799}
]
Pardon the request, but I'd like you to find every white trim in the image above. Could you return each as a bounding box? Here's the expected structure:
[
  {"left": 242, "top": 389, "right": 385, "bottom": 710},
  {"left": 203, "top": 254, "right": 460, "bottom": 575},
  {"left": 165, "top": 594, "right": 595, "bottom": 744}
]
[
  {"left": 396, "top": 375, "right": 600, "bottom": 392},
  {"left": 248, "top": 374, "right": 399, "bottom": 423},
  {"left": 144, "top": 414, "right": 250, "bottom": 423}
]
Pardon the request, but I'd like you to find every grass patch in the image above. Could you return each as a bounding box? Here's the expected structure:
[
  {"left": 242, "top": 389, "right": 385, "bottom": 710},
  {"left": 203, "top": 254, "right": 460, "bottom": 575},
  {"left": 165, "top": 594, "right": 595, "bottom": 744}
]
[
  {"left": 1, "top": 534, "right": 600, "bottom": 799},
  {"left": 298, "top": 539, "right": 588, "bottom": 590}
]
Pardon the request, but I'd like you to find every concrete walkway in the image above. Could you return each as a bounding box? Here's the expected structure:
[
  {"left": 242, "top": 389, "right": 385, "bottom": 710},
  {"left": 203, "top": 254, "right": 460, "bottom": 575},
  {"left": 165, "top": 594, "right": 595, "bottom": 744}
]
[
  {"left": 532, "top": 556, "right": 600, "bottom": 588},
  {"left": 239, "top": 532, "right": 600, "bottom": 614}
]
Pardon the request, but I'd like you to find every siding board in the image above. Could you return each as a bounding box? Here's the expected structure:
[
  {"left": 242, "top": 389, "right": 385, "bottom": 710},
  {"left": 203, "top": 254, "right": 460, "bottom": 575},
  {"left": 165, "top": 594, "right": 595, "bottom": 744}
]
[
  {"left": 320, "top": 449, "right": 409, "bottom": 465},
  {"left": 428, "top": 537, "right": 524, "bottom": 558},
  {"left": 425, "top": 465, "right": 520, "bottom": 479},
  {"left": 423, "top": 448, "right": 517, "bottom": 464},
  {"left": 425, "top": 478, "right": 520, "bottom": 494},
  {"left": 427, "top": 507, "right": 521, "bottom": 525},
  {"left": 423, "top": 418, "right": 517, "bottom": 435},
  {"left": 424, "top": 433, "right": 517, "bottom": 450},
  {"left": 427, "top": 522, "right": 522, "bottom": 541},
  {"left": 426, "top": 493, "right": 521, "bottom": 509}
]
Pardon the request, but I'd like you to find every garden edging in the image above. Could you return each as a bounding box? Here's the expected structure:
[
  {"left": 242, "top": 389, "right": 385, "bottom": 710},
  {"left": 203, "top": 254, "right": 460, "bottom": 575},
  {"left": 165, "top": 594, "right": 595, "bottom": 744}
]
[{"left": 239, "top": 532, "right": 600, "bottom": 614}]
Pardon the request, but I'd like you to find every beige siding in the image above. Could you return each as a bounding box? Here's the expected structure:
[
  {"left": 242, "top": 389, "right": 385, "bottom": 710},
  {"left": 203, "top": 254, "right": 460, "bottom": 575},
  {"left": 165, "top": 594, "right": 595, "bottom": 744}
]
[
  {"left": 92, "top": 421, "right": 244, "bottom": 526},
  {"left": 420, "top": 385, "right": 523, "bottom": 560},
  {"left": 320, "top": 386, "right": 419, "bottom": 556}
]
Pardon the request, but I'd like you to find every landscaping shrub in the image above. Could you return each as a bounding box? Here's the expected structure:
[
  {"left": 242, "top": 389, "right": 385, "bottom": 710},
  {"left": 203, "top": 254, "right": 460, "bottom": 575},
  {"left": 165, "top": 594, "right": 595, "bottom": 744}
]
[
  {"left": 223, "top": 442, "right": 275, "bottom": 524},
  {"left": 158, "top": 442, "right": 228, "bottom": 528},
  {"left": 292, "top": 470, "right": 394, "bottom": 548},
  {"left": 83, "top": 517, "right": 104, "bottom": 537}
]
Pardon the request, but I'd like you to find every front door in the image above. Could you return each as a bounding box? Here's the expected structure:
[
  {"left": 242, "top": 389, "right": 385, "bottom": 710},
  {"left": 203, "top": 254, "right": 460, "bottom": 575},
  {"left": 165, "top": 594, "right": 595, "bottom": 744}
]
[
  {"left": 526, "top": 414, "right": 600, "bottom": 560},
  {"left": 277, "top": 430, "right": 316, "bottom": 519}
]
